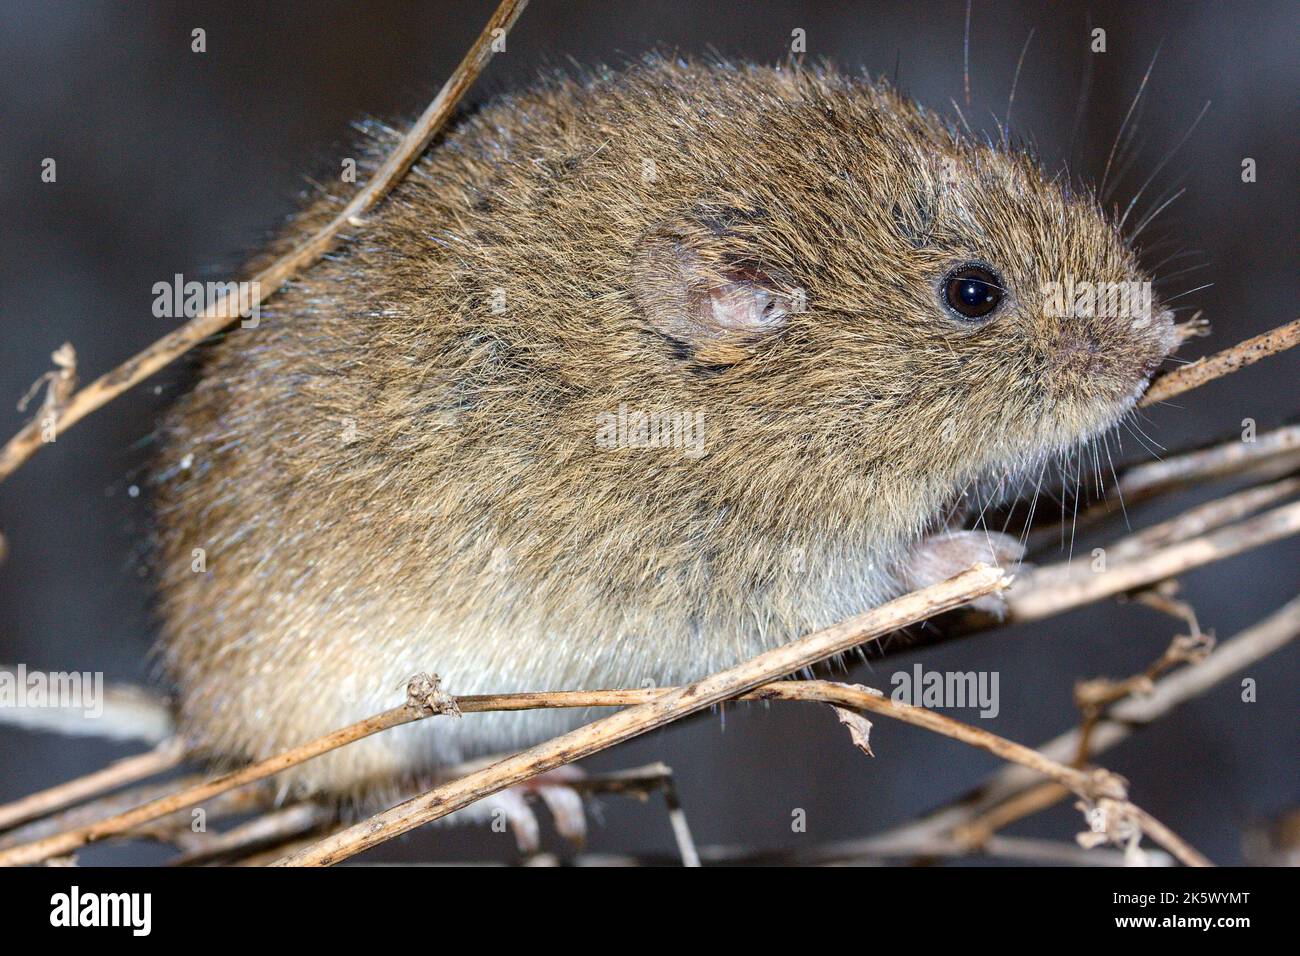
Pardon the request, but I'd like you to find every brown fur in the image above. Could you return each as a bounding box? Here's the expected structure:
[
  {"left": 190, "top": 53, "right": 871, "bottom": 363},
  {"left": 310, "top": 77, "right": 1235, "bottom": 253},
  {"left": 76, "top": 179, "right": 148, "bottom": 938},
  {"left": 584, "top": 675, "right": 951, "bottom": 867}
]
[{"left": 152, "top": 58, "right": 1177, "bottom": 798}]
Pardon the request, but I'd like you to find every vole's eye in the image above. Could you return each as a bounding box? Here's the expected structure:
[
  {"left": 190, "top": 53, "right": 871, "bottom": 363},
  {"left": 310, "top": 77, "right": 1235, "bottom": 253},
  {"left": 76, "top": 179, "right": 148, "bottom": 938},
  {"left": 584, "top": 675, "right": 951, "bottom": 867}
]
[{"left": 942, "top": 265, "right": 1004, "bottom": 321}]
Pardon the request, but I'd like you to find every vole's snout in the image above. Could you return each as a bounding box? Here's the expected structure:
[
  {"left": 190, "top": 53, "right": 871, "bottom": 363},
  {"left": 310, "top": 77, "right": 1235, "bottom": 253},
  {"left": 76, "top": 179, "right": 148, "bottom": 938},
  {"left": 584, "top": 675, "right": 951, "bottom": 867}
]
[
  {"left": 1129, "top": 306, "right": 1180, "bottom": 380},
  {"left": 1140, "top": 309, "right": 1180, "bottom": 375},
  {"left": 1140, "top": 355, "right": 1165, "bottom": 378},
  {"left": 1040, "top": 284, "right": 1176, "bottom": 409}
]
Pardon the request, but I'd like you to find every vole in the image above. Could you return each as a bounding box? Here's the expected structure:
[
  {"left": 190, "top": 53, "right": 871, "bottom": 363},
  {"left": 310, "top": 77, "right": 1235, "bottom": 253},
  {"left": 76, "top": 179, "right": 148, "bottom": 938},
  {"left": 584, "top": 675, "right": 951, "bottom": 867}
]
[{"left": 152, "top": 58, "right": 1179, "bottom": 804}]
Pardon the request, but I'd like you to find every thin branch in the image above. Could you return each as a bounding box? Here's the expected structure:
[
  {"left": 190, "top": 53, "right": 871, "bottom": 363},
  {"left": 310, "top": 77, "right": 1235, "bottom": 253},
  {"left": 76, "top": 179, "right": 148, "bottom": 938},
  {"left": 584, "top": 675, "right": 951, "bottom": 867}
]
[
  {"left": 219, "top": 767, "right": 694, "bottom": 866},
  {"left": 0, "top": 738, "right": 184, "bottom": 833},
  {"left": 936, "top": 487, "right": 1300, "bottom": 645},
  {"left": 1116, "top": 425, "right": 1300, "bottom": 503},
  {"left": 500, "top": 835, "right": 1167, "bottom": 867},
  {"left": 1071, "top": 624, "right": 1211, "bottom": 766},
  {"left": 1110, "top": 477, "right": 1300, "bottom": 558},
  {"left": 236, "top": 829, "right": 346, "bottom": 868},
  {"left": 514, "top": 761, "right": 698, "bottom": 867},
  {"left": 1141, "top": 318, "right": 1300, "bottom": 407},
  {"left": 0, "top": 0, "right": 529, "bottom": 485},
  {"left": 751, "top": 834, "right": 1172, "bottom": 867},
  {"left": 168, "top": 803, "right": 334, "bottom": 867},
  {"left": 0, "top": 677, "right": 460, "bottom": 866},
  {"left": 266, "top": 675, "right": 1206, "bottom": 867},
  {"left": 877, "top": 594, "right": 1300, "bottom": 853},
  {"left": 658, "top": 773, "right": 700, "bottom": 868},
  {"left": 0, "top": 774, "right": 205, "bottom": 850},
  {"left": 795, "top": 684, "right": 1208, "bottom": 867},
  {"left": 1023, "top": 424, "right": 1300, "bottom": 550},
  {"left": 1007, "top": 499, "right": 1300, "bottom": 622}
]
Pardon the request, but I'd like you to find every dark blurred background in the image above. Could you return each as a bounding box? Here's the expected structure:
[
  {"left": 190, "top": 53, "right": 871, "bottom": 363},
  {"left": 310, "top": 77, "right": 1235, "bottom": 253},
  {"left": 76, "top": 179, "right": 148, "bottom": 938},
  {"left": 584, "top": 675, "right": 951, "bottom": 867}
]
[{"left": 0, "top": 0, "right": 1295, "bottom": 865}]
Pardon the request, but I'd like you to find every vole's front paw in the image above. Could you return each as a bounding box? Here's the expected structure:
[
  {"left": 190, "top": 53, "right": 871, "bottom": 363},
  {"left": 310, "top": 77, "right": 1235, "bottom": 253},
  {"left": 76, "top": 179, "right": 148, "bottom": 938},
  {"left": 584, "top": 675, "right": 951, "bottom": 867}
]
[{"left": 903, "top": 530, "right": 1025, "bottom": 617}]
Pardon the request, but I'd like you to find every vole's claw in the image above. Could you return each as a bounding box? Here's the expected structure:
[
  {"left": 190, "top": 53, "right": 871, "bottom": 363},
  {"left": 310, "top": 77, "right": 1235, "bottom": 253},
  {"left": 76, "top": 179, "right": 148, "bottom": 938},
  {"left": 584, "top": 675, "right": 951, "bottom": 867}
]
[
  {"left": 494, "top": 765, "right": 588, "bottom": 853},
  {"left": 490, "top": 788, "right": 542, "bottom": 854},
  {"left": 533, "top": 781, "right": 587, "bottom": 847}
]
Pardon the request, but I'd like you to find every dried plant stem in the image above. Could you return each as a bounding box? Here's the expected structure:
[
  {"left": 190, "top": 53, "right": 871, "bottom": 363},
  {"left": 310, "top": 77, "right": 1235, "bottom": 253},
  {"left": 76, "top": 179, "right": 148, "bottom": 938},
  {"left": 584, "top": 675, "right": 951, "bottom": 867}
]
[
  {"left": 0, "top": 774, "right": 206, "bottom": 850},
  {"left": 1117, "top": 424, "right": 1300, "bottom": 502},
  {"left": 168, "top": 803, "right": 334, "bottom": 867},
  {"left": 1008, "top": 499, "right": 1300, "bottom": 622},
  {"left": 952, "top": 781, "right": 1071, "bottom": 846},
  {"left": 445, "top": 683, "right": 1122, "bottom": 797},
  {"left": 885, "top": 594, "right": 1300, "bottom": 852},
  {"left": 522, "top": 762, "right": 698, "bottom": 867},
  {"left": 1110, "top": 476, "right": 1300, "bottom": 558},
  {"left": 659, "top": 774, "right": 700, "bottom": 868},
  {"left": 1072, "top": 628, "right": 1211, "bottom": 763},
  {"left": 551, "top": 834, "right": 1168, "bottom": 867},
  {"left": 453, "top": 682, "right": 1118, "bottom": 797},
  {"left": 0, "top": 739, "right": 184, "bottom": 832},
  {"left": 173, "top": 765, "right": 689, "bottom": 866},
  {"left": 1025, "top": 424, "right": 1300, "bottom": 550},
  {"left": 1141, "top": 318, "right": 1300, "bottom": 407},
  {"left": 964, "top": 626, "right": 1211, "bottom": 839},
  {"left": 0, "top": 697, "right": 432, "bottom": 866},
  {"left": 237, "top": 829, "right": 346, "bottom": 868},
  {"left": 0, "top": 0, "right": 529, "bottom": 485},
  {"left": 785, "top": 684, "right": 1209, "bottom": 867},
  {"left": 940, "top": 486, "right": 1299, "bottom": 645},
  {"left": 271, "top": 567, "right": 1009, "bottom": 866},
  {"left": 266, "top": 675, "right": 1208, "bottom": 867}
]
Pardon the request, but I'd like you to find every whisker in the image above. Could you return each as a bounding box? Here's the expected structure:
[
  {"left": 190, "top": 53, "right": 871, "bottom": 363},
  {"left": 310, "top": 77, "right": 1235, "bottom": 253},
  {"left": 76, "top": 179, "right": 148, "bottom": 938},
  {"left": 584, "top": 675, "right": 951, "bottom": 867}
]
[
  {"left": 1068, "top": 445, "right": 1084, "bottom": 565},
  {"left": 1101, "top": 43, "right": 1162, "bottom": 199},
  {"left": 963, "top": 0, "right": 973, "bottom": 108},
  {"left": 950, "top": 98, "right": 975, "bottom": 138},
  {"left": 1090, "top": 435, "right": 1104, "bottom": 501},
  {"left": 1148, "top": 249, "right": 1201, "bottom": 273},
  {"left": 1130, "top": 186, "right": 1186, "bottom": 242},
  {"left": 1019, "top": 457, "right": 1049, "bottom": 552},
  {"left": 1003, "top": 29, "right": 1036, "bottom": 148},
  {"left": 1122, "top": 415, "right": 1165, "bottom": 460},
  {"left": 1119, "top": 100, "right": 1211, "bottom": 232},
  {"left": 1066, "top": 13, "right": 1097, "bottom": 161},
  {"left": 1162, "top": 282, "right": 1214, "bottom": 303},
  {"left": 1101, "top": 430, "right": 1132, "bottom": 533},
  {"left": 1153, "top": 261, "right": 1210, "bottom": 285}
]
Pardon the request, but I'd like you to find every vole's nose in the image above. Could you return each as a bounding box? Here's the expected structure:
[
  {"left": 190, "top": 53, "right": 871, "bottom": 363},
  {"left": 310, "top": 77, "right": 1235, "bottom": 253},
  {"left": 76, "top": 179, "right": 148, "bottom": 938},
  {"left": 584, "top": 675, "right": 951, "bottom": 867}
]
[{"left": 1054, "top": 328, "right": 1104, "bottom": 372}]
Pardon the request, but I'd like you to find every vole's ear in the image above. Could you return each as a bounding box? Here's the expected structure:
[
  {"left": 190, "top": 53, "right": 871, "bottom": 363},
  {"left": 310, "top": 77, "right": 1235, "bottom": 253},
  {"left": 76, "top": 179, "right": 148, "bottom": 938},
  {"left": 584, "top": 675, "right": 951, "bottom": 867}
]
[{"left": 632, "top": 220, "right": 793, "bottom": 365}]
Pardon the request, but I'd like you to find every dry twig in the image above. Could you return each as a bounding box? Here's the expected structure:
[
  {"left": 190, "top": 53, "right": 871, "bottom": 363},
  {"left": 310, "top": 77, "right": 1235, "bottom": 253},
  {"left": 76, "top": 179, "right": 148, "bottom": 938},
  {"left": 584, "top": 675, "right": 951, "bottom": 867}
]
[
  {"left": 0, "top": 738, "right": 183, "bottom": 832},
  {"left": 1007, "top": 499, "right": 1300, "bottom": 622},
  {"left": 1141, "top": 318, "right": 1300, "bottom": 406},
  {"left": 0, "top": 0, "right": 529, "bottom": 484},
  {"left": 879, "top": 595, "right": 1300, "bottom": 853},
  {"left": 0, "top": 675, "right": 463, "bottom": 866},
  {"left": 1023, "top": 424, "right": 1300, "bottom": 552}
]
